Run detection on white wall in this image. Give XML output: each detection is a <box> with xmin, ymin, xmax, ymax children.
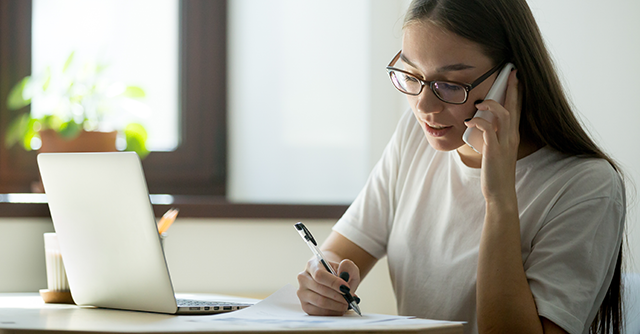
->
<box><xmin>0</xmin><ymin>218</ymin><xmax>55</xmax><ymax>291</ymax></box>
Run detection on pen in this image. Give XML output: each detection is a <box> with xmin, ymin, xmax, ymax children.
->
<box><xmin>157</xmin><ymin>208</ymin><xmax>179</xmax><ymax>234</ymax></box>
<box><xmin>294</xmin><ymin>222</ymin><xmax>362</xmax><ymax>316</ymax></box>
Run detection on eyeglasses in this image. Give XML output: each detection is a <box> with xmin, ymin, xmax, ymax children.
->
<box><xmin>386</xmin><ymin>50</ymin><xmax>504</xmax><ymax>105</ymax></box>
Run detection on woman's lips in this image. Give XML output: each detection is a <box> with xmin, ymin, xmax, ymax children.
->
<box><xmin>424</xmin><ymin>122</ymin><xmax>452</xmax><ymax>137</ymax></box>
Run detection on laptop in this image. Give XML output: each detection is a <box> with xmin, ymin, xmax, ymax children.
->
<box><xmin>37</xmin><ymin>152</ymin><xmax>251</xmax><ymax>314</ymax></box>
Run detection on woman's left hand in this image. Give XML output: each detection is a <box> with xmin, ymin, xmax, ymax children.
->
<box><xmin>464</xmin><ymin>70</ymin><xmax>522</xmax><ymax>204</ymax></box>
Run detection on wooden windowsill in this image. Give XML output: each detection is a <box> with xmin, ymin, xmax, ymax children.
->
<box><xmin>0</xmin><ymin>194</ymin><xmax>349</xmax><ymax>219</ymax></box>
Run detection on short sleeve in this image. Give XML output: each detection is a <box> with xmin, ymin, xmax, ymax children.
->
<box><xmin>524</xmin><ymin>161</ymin><xmax>625</xmax><ymax>334</ymax></box>
<box><xmin>332</xmin><ymin>110</ymin><xmax>413</xmax><ymax>259</ymax></box>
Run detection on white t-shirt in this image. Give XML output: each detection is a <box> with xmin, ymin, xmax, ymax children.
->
<box><xmin>333</xmin><ymin>110</ymin><xmax>625</xmax><ymax>334</ymax></box>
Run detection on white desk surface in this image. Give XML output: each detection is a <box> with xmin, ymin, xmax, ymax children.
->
<box><xmin>0</xmin><ymin>292</ymin><xmax>463</xmax><ymax>334</ymax></box>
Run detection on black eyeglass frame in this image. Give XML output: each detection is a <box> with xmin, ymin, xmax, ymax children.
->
<box><xmin>386</xmin><ymin>50</ymin><xmax>505</xmax><ymax>105</ymax></box>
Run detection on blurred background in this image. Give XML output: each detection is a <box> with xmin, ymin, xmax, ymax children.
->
<box><xmin>0</xmin><ymin>0</ymin><xmax>638</xmax><ymax>316</ymax></box>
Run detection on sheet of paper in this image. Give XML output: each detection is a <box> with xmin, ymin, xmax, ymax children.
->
<box><xmin>185</xmin><ymin>284</ymin><xmax>462</xmax><ymax>330</ymax></box>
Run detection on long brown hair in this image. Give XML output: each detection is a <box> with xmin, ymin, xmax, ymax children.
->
<box><xmin>404</xmin><ymin>0</ymin><xmax>624</xmax><ymax>333</ymax></box>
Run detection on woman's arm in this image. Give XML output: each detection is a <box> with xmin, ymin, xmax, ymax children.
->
<box><xmin>466</xmin><ymin>70</ymin><xmax>567</xmax><ymax>334</ymax></box>
<box><xmin>296</xmin><ymin>231</ymin><xmax>377</xmax><ymax>316</ymax></box>
<box><xmin>477</xmin><ymin>203</ymin><xmax>569</xmax><ymax>334</ymax></box>
<box><xmin>476</xmin><ymin>198</ymin><xmax>545</xmax><ymax>333</ymax></box>
<box><xmin>321</xmin><ymin>231</ymin><xmax>379</xmax><ymax>279</ymax></box>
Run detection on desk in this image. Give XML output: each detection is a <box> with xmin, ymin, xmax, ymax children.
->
<box><xmin>0</xmin><ymin>293</ymin><xmax>463</xmax><ymax>334</ymax></box>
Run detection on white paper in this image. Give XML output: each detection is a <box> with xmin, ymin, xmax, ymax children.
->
<box><xmin>187</xmin><ymin>284</ymin><xmax>462</xmax><ymax>329</ymax></box>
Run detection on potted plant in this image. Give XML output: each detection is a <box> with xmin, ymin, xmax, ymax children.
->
<box><xmin>4</xmin><ymin>52</ymin><xmax>150</xmax><ymax>159</ymax></box>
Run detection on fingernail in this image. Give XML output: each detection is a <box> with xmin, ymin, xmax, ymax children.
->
<box><xmin>339</xmin><ymin>285</ymin><xmax>350</xmax><ymax>294</ymax></box>
<box><xmin>339</xmin><ymin>272</ymin><xmax>350</xmax><ymax>282</ymax></box>
<box><xmin>464</xmin><ymin>118</ymin><xmax>472</xmax><ymax>122</ymax></box>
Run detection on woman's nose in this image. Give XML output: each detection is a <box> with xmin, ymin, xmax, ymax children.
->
<box><xmin>414</xmin><ymin>88</ymin><xmax>444</xmax><ymax>115</ymax></box>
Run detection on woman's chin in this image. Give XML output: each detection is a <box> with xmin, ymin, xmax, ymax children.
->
<box><xmin>424</xmin><ymin>134</ymin><xmax>465</xmax><ymax>152</ymax></box>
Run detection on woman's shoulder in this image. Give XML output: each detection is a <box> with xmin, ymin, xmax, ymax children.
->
<box><xmin>523</xmin><ymin>146</ymin><xmax>618</xmax><ymax>177</ymax></box>
<box><xmin>551</xmin><ymin>148</ymin><xmax>619</xmax><ymax>183</ymax></box>
<box><xmin>527</xmin><ymin>147</ymin><xmax>624</xmax><ymax>204</ymax></box>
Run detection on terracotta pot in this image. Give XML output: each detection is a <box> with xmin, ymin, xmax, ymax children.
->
<box><xmin>32</xmin><ymin>129</ymin><xmax>118</xmax><ymax>192</ymax></box>
<box><xmin>38</xmin><ymin>129</ymin><xmax>117</xmax><ymax>153</ymax></box>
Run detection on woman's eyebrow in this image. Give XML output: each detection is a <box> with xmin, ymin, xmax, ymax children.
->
<box><xmin>399</xmin><ymin>53</ymin><xmax>420</xmax><ymax>69</ymax></box>
<box><xmin>399</xmin><ymin>53</ymin><xmax>475</xmax><ymax>73</ymax></box>
<box><xmin>436</xmin><ymin>63</ymin><xmax>475</xmax><ymax>72</ymax></box>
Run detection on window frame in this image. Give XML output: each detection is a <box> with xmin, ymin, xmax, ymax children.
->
<box><xmin>0</xmin><ymin>0</ymin><xmax>227</xmax><ymax>196</ymax></box>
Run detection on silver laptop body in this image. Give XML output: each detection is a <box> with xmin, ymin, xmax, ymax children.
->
<box><xmin>37</xmin><ymin>152</ymin><xmax>250</xmax><ymax>314</ymax></box>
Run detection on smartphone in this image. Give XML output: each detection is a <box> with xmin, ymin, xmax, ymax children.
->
<box><xmin>462</xmin><ymin>62</ymin><xmax>515</xmax><ymax>154</ymax></box>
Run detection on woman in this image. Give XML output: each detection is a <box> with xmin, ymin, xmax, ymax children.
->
<box><xmin>296</xmin><ymin>0</ymin><xmax>626</xmax><ymax>334</ymax></box>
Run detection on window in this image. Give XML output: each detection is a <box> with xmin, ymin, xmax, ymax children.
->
<box><xmin>32</xmin><ymin>0</ymin><xmax>180</xmax><ymax>152</ymax></box>
<box><xmin>0</xmin><ymin>0</ymin><xmax>227</xmax><ymax>195</ymax></box>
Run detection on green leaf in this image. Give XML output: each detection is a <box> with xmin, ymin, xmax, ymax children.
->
<box><xmin>42</xmin><ymin>67</ymin><xmax>52</xmax><ymax>91</ymax></box>
<box><xmin>22</xmin><ymin>118</ymin><xmax>39</xmax><ymax>150</ymax></box>
<box><xmin>57</xmin><ymin>121</ymin><xmax>82</xmax><ymax>139</ymax></box>
<box><xmin>4</xmin><ymin>113</ymin><xmax>31</xmax><ymax>148</ymax></box>
<box><xmin>42</xmin><ymin>115</ymin><xmax>64</xmax><ymax>131</ymax></box>
<box><xmin>95</xmin><ymin>62</ymin><xmax>109</xmax><ymax>74</ymax></box>
<box><xmin>124</xmin><ymin>122</ymin><xmax>149</xmax><ymax>159</ymax></box>
<box><xmin>6</xmin><ymin>77</ymin><xmax>32</xmax><ymax>110</ymax></box>
<box><xmin>123</xmin><ymin>86</ymin><xmax>146</xmax><ymax>98</ymax></box>
<box><xmin>63</xmin><ymin>51</ymin><xmax>75</xmax><ymax>73</ymax></box>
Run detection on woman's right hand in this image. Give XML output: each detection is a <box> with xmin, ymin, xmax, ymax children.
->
<box><xmin>296</xmin><ymin>257</ymin><xmax>361</xmax><ymax>316</ymax></box>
